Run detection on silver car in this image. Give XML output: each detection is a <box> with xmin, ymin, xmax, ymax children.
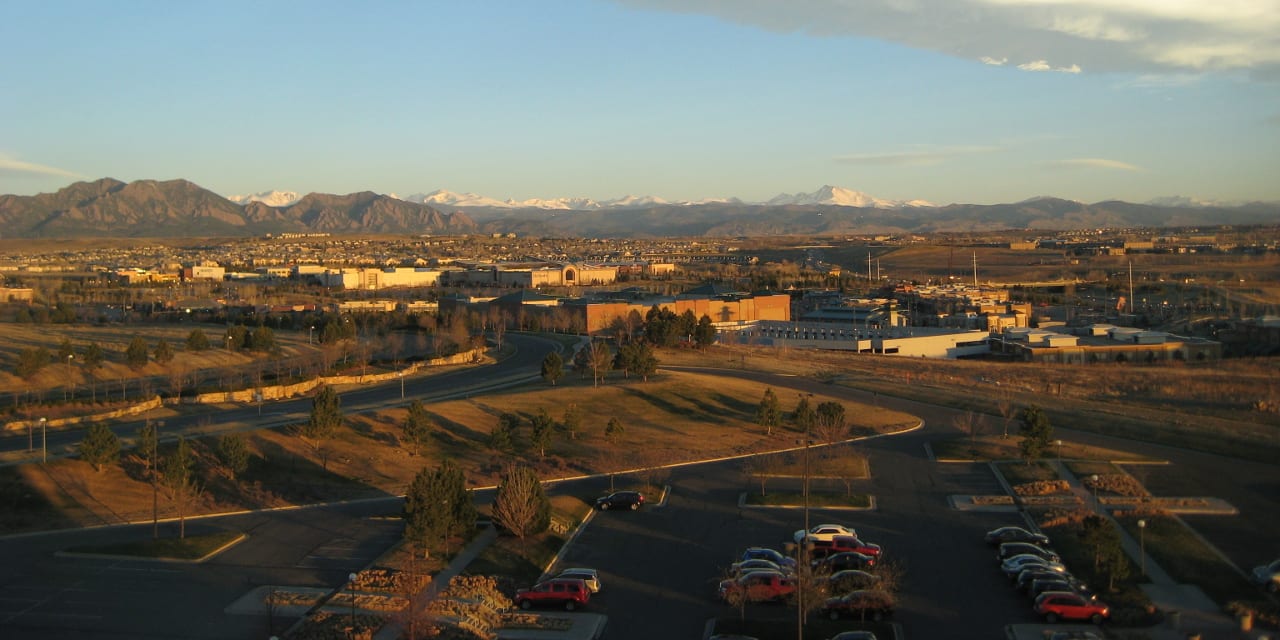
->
<box><xmin>556</xmin><ymin>567</ymin><xmax>601</xmax><ymax>593</ymax></box>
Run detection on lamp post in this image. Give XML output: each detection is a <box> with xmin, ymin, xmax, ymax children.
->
<box><xmin>1090</xmin><ymin>474</ymin><xmax>1100</xmax><ymax>513</ymax></box>
<box><xmin>66</xmin><ymin>354</ymin><xmax>74</xmax><ymax>401</ymax></box>
<box><xmin>308</xmin><ymin>326</ymin><xmax>315</xmax><ymax>345</ymax></box>
<box><xmin>1055</xmin><ymin>439</ymin><xmax>1062</xmax><ymax>461</ymax></box>
<box><xmin>347</xmin><ymin>572</ymin><xmax>358</xmax><ymax>637</ymax></box>
<box><xmin>399</xmin><ymin>371</ymin><xmax>405</xmax><ymax>399</ymax></box>
<box><xmin>225</xmin><ymin>335</ymin><xmax>233</xmax><ymax>352</ymax></box>
<box><xmin>39</xmin><ymin>417</ymin><xmax>47</xmax><ymax>463</ymax></box>
<box><xmin>1137</xmin><ymin>519</ymin><xmax>1147</xmax><ymax>578</ymax></box>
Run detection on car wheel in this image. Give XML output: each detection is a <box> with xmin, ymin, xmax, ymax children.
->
<box><xmin>1090</xmin><ymin>613</ymin><xmax>1103</xmax><ymax>625</ymax></box>
<box><xmin>565</xmin><ymin>601</ymin><xmax>576</xmax><ymax>611</ymax></box>
<box><xmin>630</xmin><ymin>502</ymin><xmax>640</xmax><ymax>511</ymax></box>
<box><xmin>600</xmin><ymin>502</ymin><xmax>609</xmax><ymax>510</ymax></box>
<box><xmin>829</xmin><ymin>611</ymin><xmax>840</xmax><ymax>621</ymax></box>
<box><xmin>1046</xmin><ymin>612</ymin><xmax>1058</xmax><ymax>624</ymax></box>
<box><xmin>519</xmin><ymin>600</ymin><xmax>532</xmax><ymax>610</ymax></box>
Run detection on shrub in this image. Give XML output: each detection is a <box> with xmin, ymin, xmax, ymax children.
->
<box><xmin>1012</xmin><ymin>479</ymin><xmax>1071</xmax><ymax>496</ymax></box>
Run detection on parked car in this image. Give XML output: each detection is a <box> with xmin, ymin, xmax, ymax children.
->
<box><xmin>730</xmin><ymin>559</ymin><xmax>791</xmax><ymax>577</ymax></box>
<box><xmin>1034</xmin><ymin>591</ymin><xmax>1110</xmax><ymax>624</ymax></box>
<box><xmin>817</xmin><ymin>569</ymin><xmax>880</xmax><ymax>595</ymax></box>
<box><xmin>741</xmin><ymin>547</ymin><xmax>797</xmax><ymax>570</ymax></box>
<box><xmin>555</xmin><ymin>568</ymin><xmax>601</xmax><ymax>593</ymax></box>
<box><xmin>820</xmin><ymin>589</ymin><xmax>896</xmax><ymax>621</ymax></box>
<box><xmin>816</xmin><ymin>551</ymin><xmax>877</xmax><ymax>572</ymax></box>
<box><xmin>1029</xmin><ymin>577</ymin><xmax>1091</xmax><ymax>601</ymax></box>
<box><xmin>985</xmin><ymin>526</ymin><xmax>1051</xmax><ymax>547</ymax></box>
<box><xmin>514</xmin><ymin>578</ymin><xmax>591</xmax><ymax>611</ymax></box>
<box><xmin>814</xmin><ymin>535</ymin><xmax>882</xmax><ymax>559</ymax></box>
<box><xmin>1251</xmin><ymin>559</ymin><xmax>1280</xmax><ymax>592</ymax></box>
<box><xmin>1002</xmin><ymin>554</ymin><xmax>1066</xmax><ymax>579</ymax></box>
<box><xmin>718</xmin><ymin>570</ymin><xmax>796</xmax><ymax>603</ymax></box>
<box><xmin>827</xmin><ymin>633</ymin><xmax>877</xmax><ymax>640</ymax></box>
<box><xmin>998</xmin><ymin>542</ymin><xmax>1060</xmax><ymax>563</ymax></box>
<box><xmin>1015</xmin><ymin>568</ymin><xmax>1080</xmax><ymax>593</ymax></box>
<box><xmin>596</xmin><ymin>491</ymin><xmax>644</xmax><ymax>510</ymax></box>
<box><xmin>794</xmin><ymin>524</ymin><xmax>857</xmax><ymax>544</ymax></box>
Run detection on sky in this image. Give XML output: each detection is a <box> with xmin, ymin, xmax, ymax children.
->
<box><xmin>1</xmin><ymin>0</ymin><xmax>1278</xmax><ymax>206</ymax></box>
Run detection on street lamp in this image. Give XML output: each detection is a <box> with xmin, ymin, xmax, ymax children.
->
<box><xmin>1055</xmin><ymin>439</ymin><xmax>1062</xmax><ymax>461</ymax></box>
<box><xmin>39</xmin><ymin>417</ymin><xmax>47</xmax><ymax>463</ymax></box>
<box><xmin>398</xmin><ymin>371</ymin><xmax>405</xmax><ymax>399</ymax></box>
<box><xmin>1137</xmin><ymin>519</ymin><xmax>1147</xmax><ymax>578</ymax></box>
<box><xmin>1090</xmin><ymin>474</ymin><xmax>1100</xmax><ymax>513</ymax></box>
<box><xmin>347</xmin><ymin>572</ymin><xmax>358</xmax><ymax>636</ymax></box>
<box><xmin>308</xmin><ymin>326</ymin><xmax>315</xmax><ymax>345</ymax></box>
<box><xmin>66</xmin><ymin>354</ymin><xmax>74</xmax><ymax>401</ymax></box>
<box><xmin>225</xmin><ymin>335</ymin><xmax>233</xmax><ymax>352</ymax></box>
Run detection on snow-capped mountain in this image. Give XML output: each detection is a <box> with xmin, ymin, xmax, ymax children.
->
<box><xmin>227</xmin><ymin>190</ymin><xmax>302</xmax><ymax>207</ymax></box>
<box><xmin>1145</xmin><ymin>195</ymin><xmax>1238</xmax><ymax>208</ymax></box>
<box><xmin>767</xmin><ymin>185</ymin><xmax>932</xmax><ymax>208</ymax></box>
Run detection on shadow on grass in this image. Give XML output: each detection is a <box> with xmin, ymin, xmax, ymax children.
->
<box><xmin>0</xmin><ymin>466</ymin><xmax>78</xmax><ymax>534</ymax></box>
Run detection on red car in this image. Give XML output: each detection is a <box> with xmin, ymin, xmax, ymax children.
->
<box><xmin>514</xmin><ymin>578</ymin><xmax>590</xmax><ymax>611</ymax></box>
<box><xmin>1034</xmin><ymin>591</ymin><xmax>1109</xmax><ymax>624</ymax></box>
<box><xmin>718</xmin><ymin>570</ymin><xmax>796</xmax><ymax>603</ymax></box>
<box><xmin>822</xmin><ymin>535</ymin><xmax>882</xmax><ymax>559</ymax></box>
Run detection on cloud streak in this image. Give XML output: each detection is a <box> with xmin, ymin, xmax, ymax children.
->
<box><xmin>1049</xmin><ymin>157</ymin><xmax>1142</xmax><ymax>171</ymax></box>
<box><xmin>0</xmin><ymin>153</ymin><xmax>80</xmax><ymax>178</ymax></box>
<box><xmin>615</xmin><ymin>0</ymin><xmax>1280</xmax><ymax>77</ymax></box>
<box><xmin>835</xmin><ymin>145</ymin><xmax>1002</xmax><ymax>166</ymax></box>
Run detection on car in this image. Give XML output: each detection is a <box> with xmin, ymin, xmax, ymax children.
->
<box><xmin>730</xmin><ymin>558</ymin><xmax>791</xmax><ymax>577</ymax></box>
<box><xmin>816</xmin><ymin>551</ymin><xmax>877</xmax><ymax>572</ymax></box>
<box><xmin>1029</xmin><ymin>577</ymin><xmax>1082</xmax><ymax>600</ymax></box>
<box><xmin>820</xmin><ymin>589</ymin><xmax>895</xmax><ymax>621</ymax></box>
<box><xmin>741</xmin><ymin>547</ymin><xmax>798</xmax><ymax>570</ymax></box>
<box><xmin>985</xmin><ymin>526</ymin><xmax>1051</xmax><ymax>547</ymax></box>
<box><xmin>718</xmin><ymin>570</ymin><xmax>796</xmax><ymax>603</ymax></box>
<box><xmin>794</xmin><ymin>524</ymin><xmax>857</xmax><ymax>544</ymax></box>
<box><xmin>513</xmin><ymin>578</ymin><xmax>590</xmax><ymax>610</ymax></box>
<box><xmin>1034</xmin><ymin>591</ymin><xmax>1110</xmax><ymax>624</ymax></box>
<box><xmin>827</xmin><ymin>633</ymin><xmax>878</xmax><ymax>640</ymax></box>
<box><xmin>1251</xmin><ymin>559</ymin><xmax>1280</xmax><ymax>592</ymax></box>
<box><xmin>817</xmin><ymin>569</ymin><xmax>880</xmax><ymax>595</ymax></box>
<box><xmin>555</xmin><ymin>567</ymin><xmax>601</xmax><ymax>593</ymax></box>
<box><xmin>709</xmin><ymin>636</ymin><xmax>760</xmax><ymax>640</ymax></box>
<box><xmin>1002</xmin><ymin>554</ymin><xmax>1066</xmax><ymax>579</ymax></box>
<box><xmin>998</xmin><ymin>542</ymin><xmax>1060</xmax><ymax>563</ymax></box>
<box><xmin>815</xmin><ymin>535</ymin><xmax>882</xmax><ymax>559</ymax></box>
<box><xmin>1015</xmin><ymin>568</ymin><xmax>1076</xmax><ymax>592</ymax></box>
<box><xmin>595</xmin><ymin>491</ymin><xmax>644</xmax><ymax>511</ymax></box>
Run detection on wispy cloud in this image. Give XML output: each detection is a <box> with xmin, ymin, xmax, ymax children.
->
<box><xmin>1119</xmin><ymin>73</ymin><xmax>1204</xmax><ymax>89</ymax></box>
<box><xmin>835</xmin><ymin>145</ymin><xmax>1002</xmax><ymax>166</ymax></box>
<box><xmin>0</xmin><ymin>153</ymin><xmax>80</xmax><ymax>178</ymax></box>
<box><xmin>1049</xmin><ymin>157</ymin><xmax>1142</xmax><ymax>171</ymax></box>
<box><xmin>1017</xmin><ymin>60</ymin><xmax>1082</xmax><ymax>73</ymax></box>
<box><xmin>615</xmin><ymin>0</ymin><xmax>1280</xmax><ymax>77</ymax></box>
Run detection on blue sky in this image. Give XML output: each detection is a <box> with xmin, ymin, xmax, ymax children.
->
<box><xmin>2</xmin><ymin>0</ymin><xmax>1277</xmax><ymax>205</ymax></box>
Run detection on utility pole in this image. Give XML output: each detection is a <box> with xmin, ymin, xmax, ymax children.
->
<box><xmin>973</xmin><ymin>251</ymin><xmax>979</xmax><ymax>288</ymax></box>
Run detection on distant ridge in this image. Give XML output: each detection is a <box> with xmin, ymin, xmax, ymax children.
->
<box><xmin>1</xmin><ymin>178</ymin><xmax>1277</xmax><ymax>238</ymax></box>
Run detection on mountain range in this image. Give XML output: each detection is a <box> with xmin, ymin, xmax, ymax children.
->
<box><xmin>2</xmin><ymin>178</ymin><xmax>1277</xmax><ymax>239</ymax></box>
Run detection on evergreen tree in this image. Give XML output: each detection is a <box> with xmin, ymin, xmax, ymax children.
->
<box><xmin>530</xmin><ymin>408</ymin><xmax>554</xmax><ymax>458</ymax></box>
<box><xmin>792</xmin><ymin>396</ymin><xmax>816</xmax><ymax>434</ymax></box>
<box><xmin>540</xmin><ymin>351</ymin><xmax>563</xmax><ymax>386</ymax></box>
<box><xmin>403</xmin><ymin>399</ymin><xmax>433</xmax><ymax>456</ymax></box>
<box><xmin>605</xmin><ymin>417</ymin><xmax>624</xmax><ymax>444</ymax></box>
<box><xmin>79</xmin><ymin>423</ymin><xmax>120</xmax><ymax>472</ymax></box>
<box><xmin>81</xmin><ymin>342</ymin><xmax>105</xmax><ymax>368</ymax></box>
<box><xmin>562</xmin><ymin>403</ymin><xmax>583</xmax><ymax>440</ymax></box>
<box><xmin>249</xmin><ymin>326</ymin><xmax>276</xmax><ymax>352</ymax></box>
<box><xmin>755</xmin><ymin>388</ymin><xmax>782</xmax><ymax>435</ymax></box>
<box><xmin>216</xmin><ymin>433</ymin><xmax>251</xmax><ymax>476</ymax></box>
<box><xmin>14</xmin><ymin>347</ymin><xmax>51</xmax><ymax>379</ymax></box>
<box><xmin>302</xmin><ymin>385</ymin><xmax>342</xmax><ymax>469</ymax></box>
<box><xmin>694</xmin><ymin>314</ymin><xmax>717</xmax><ymax>348</ymax></box>
<box><xmin>489</xmin><ymin>412</ymin><xmax>520</xmax><ymax>453</ymax></box>
<box><xmin>154</xmin><ymin>339</ymin><xmax>174</xmax><ymax>364</ymax></box>
<box><xmin>161</xmin><ymin>436</ymin><xmax>200</xmax><ymax>538</ymax></box>
<box><xmin>185</xmin><ymin>328</ymin><xmax>210</xmax><ymax>351</ymax></box>
<box><xmin>57</xmin><ymin>337</ymin><xmax>75</xmax><ymax>362</ymax></box>
<box><xmin>1018</xmin><ymin>405</ymin><xmax>1054</xmax><ymax>464</ymax></box>
<box><xmin>125</xmin><ymin>336</ymin><xmax>149</xmax><ymax>369</ymax></box>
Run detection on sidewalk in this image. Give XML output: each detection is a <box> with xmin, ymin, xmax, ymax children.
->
<box><xmin>372</xmin><ymin>525</ymin><xmax>498</xmax><ymax>640</ymax></box>
<box><xmin>1048</xmin><ymin>460</ymin><xmax>1264</xmax><ymax>640</ymax></box>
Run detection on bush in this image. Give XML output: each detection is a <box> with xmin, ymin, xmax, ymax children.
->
<box><xmin>1012</xmin><ymin>479</ymin><xmax>1071</xmax><ymax>496</ymax></box>
<box><xmin>1083</xmin><ymin>473</ymin><xmax>1150</xmax><ymax>497</ymax></box>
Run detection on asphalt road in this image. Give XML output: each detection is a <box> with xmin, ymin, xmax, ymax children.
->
<box><xmin>0</xmin><ymin>333</ymin><xmax>566</xmax><ymax>464</ymax></box>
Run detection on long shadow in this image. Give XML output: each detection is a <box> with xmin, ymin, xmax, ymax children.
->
<box><xmin>671</xmin><ymin>391</ymin><xmax>731</xmax><ymax>425</ymax></box>
<box><xmin>0</xmin><ymin>466</ymin><xmax>79</xmax><ymax>534</ymax></box>
<box><xmin>618</xmin><ymin>386</ymin><xmax>691</xmax><ymax>420</ymax></box>
<box><xmin>248</xmin><ymin>436</ymin><xmax>392</xmax><ymax>504</ymax></box>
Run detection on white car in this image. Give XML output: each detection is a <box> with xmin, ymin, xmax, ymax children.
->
<box><xmin>555</xmin><ymin>567</ymin><xmax>601</xmax><ymax>593</ymax></box>
<box><xmin>1001</xmin><ymin>554</ymin><xmax>1065</xmax><ymax>579</ymax></box>
<box><xmin>1252</xmin><ymin>559</ymin><xmax>1280</xmax><ymax>592</ymax></box>
<box><xmin>794</xmin><ymin>524</ymin><xmax>856</xmax><ymax>544</ymax></box>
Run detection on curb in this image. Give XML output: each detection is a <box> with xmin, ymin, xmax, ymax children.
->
<box><xmin>54</xmin><ymin>532</ymin><xmax>248</xmax><ymax>564</ymax></box>
<box><xmin>737</xmin><ymin>492</ymin><xmax>877</xmax><ymax>511</ymax></box>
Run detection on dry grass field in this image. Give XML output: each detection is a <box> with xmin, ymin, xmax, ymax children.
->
<box><xmin>0</xmin><ymin>369</ymin><xmax>914</xmax><ymax>534</ymax></box>
<box><xmin>659</xmin><ymin>344</ymin><xmax>1280</xmax><ymax>462</ymax></box>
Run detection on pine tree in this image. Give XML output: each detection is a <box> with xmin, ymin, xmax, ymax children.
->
<box><xmin>792</xmin><ymin>396</ymin><xmax>816</xmax><ymax>435</ymax></box>
<box><xmin>302</xmin><ymin>385</ymin><xmax>342</xmax><ymax>469</ymax></box>
<box><xmin>403</xmin><ymin>400</ymin><xmax>432</xmax><ymax>456</ymax></box>
<box><xmin>540</xmin><ymin>352</ymin><xmax>563</xmax><ymax>386</ymax></box>
<box><xmin>755</xmin><ymin>388</ymin><xmax>781</xmax><ymax>435</ymax></box>
<box><xmin>125</xmin><ymin>336</ymin><xmax>149</xmax><ymax>370</ymax></box>
<box><xmin>1018</xmin><ymin>405</ymin><xmax>1054</xmax><ymax>464</ymax></box>
<box><xmin>161</xmin><ymin>437</ymin><xmax>200</xmax><ymax>538</ymax></box>
<box><xmin>530</xmin><ymin>408</ymin><xmax>554</xmax><ymax>458</ymax></box>
<box><xmin>185</xmin><ymin>328</ymin><xmax>210</xmax><ymax>351</ymax></box>
<box><xmin>605</xmin><ymin>417</ymin><xmax>624</xmax><ymax>444</ymax></box>
<box><xmin>154</xmin><ymin>339</ymin><xmax>174</xmax><ymax>364</ymax></box>
<box><xmin>217</xmin><ymin>433</ymin><xmax>251</xmax><ymax>476</ymax></box>
<box><xmin>79</xmin><ymin>423</ymin><xmax>120</xmax><ymax>472</ymax></box>
<box><xmin>562</xmin><ymin>403</ymin><xmax>583</xmax><ymax>440</ymax></box>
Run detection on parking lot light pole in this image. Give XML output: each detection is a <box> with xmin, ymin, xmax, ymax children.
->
<box><xmin>1090</xmin><ymin>474</ymin><xmax>1100</xmax><ymax>513</ymax></box>
<box><xmin>399</xmin><ymin>371</ymin><xmax>405</xmax><ymax>399</ymax></box>
<box><xmin>1138</xmin><ymin>519</ymin><xmax>1147</xmax><ymax>578</ymax></box>
<box><xmin>40</xmin><ymin>418</ymin><xmax>47</xmax><ymax>463</ymax></box>
<box><xmin>347</xmin><ymin>572</ymin><xmax>358</xmax><ymax>637</ymax></box>
<box><xmin>1055</xmin><ymin>439</ymin><xmax>1062</xmax><ymax>461</ymax></box>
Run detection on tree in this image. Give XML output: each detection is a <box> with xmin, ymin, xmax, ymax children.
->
<box><xmin>540</xmin><ymin>352</ymin><xmax>563</xmax><ymax>386</ymax></box>
<box><xmin>137</xmin><ymin>422</ymin><xmax>158</xmax><ymax>475</ymax></box>
<box><xmin>792</xmin><ymin>395</ymin><xmax>816</xmax><ymax>434</ymax></box>
<box><xmin>81</xmin><ymin>342</ymin><xmax>105</xmax><ymax>402</ymax></box>
<box><xmin>814</xmin><ymin>401</ymin><xmax>847</xmax><ymax>443</ymax></box>
<box><xmin>1018</xmin><ymin>405</ymin><xmax>1054</xmax><ymax>464</ymax></box>
<box><xmin>617</xmin><ymin>341</ymin><xmax>658</xmax><ymax>382</ymax></box>
<box><xmin>161</xmin><ymin>436</ymin><xmax>200</xmax><ymax>539</ymax></box>
<box><xmin>250</xmin><ymin>325</ymin><xmax>276</xmax><ymax>352</ymax></box>
<box><xmin>953</xmin><ymin>411</ymin><xmax>983</xmax><ymax>445</ymax></box>
<box><xmin>489</xmin><ymin>412</ymin><xmax>520</xmax><ymax>453</ymax></box>
<box><xmin>402</xmin><ymin>400</ymin><xmax>432</xmax><ymax>456</ymax></box>
<box><xmin>492</xmin><ymin>465</ymin><xmax>550</xmax><ymax>540</ymax></box>
<box><xmin>225</xmin><ymin>325</ymin><xmax>249</xmax><ymax>351</ymax></box>
<box><xmin>79</xmin><ymin>423</ymin><xmax>120</xmax><ymax>472</ymax></box>
<box><xmin>125</xmin><ymin>336</ymin><xmax>149</xmax><ymax>370</ymax></box>
<box><xmin>14</xmin><ymin>347</ymin><xmax>51</xmax><ymax>380</ymax></box>
<box><xmin>996</xmin><ymin>388</ymin><xmax>1016</xmax><ymax>439</ymax></box>
<box><xmin>587</xmin><ymin>341</ymin><xmax>612</xmax><ymax>387</ymax></box>
<box><xmin>217</xmin><ymin>433</ymin><xmax>251</xmax><ymax>477</ymax></box>
<box><xmin>694</xmin><ymin>314</ymin><xmax>716</xmax><ymax>348</ymax></box>
<box><xmin>154</xmin><ymin>339</ymin><xmax>174</xmax><ymax>364</ymax></box>
<box><xmin>530</xmin><ymin>408</ymin><xmax>554</xmax><ymax>458</ymax></box>
<box><xmin>403</xmin><ymin>465</ymin><xmax>450</xmax><ymax>556</ymax></box>
<box><xmin>302</xmin><ymin>385</ymin><xmax>343</xmax><ymax>469</ymax></box>
<box><xmin>605</xmin><ymin>417</ymin><xmax>624</xmax><ymax>444</ymax></box>
<box><xmin>755</xmin><ymin>388</ymin><xmax>782</xmax><ymax>435</ymax></box>
<box><xmin>561</xmin><ymin>403</ymin><xmax>583</xmax><ymax>440</ymax></box>
<box><xmin>57</xmin><ymin>337</ymin><xmax>75</xmax><ymax>362</ymax></box>
<box><xmin>185</xmin><ymin>328</ymin><xmax>210</xmax><ymax>351</ymax></box>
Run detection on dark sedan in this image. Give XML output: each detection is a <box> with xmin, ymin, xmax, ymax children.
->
<box><xmin>985</xmin><ymin>526</ymin><xmax>1051</xmax><ymax>547</ymax></box>
<box><xmin>596</xmin><ymin>491</ymin><xmax>645</xmax><ymax>510</ymax></box>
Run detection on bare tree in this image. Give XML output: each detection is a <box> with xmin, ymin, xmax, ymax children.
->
<box><xmin>588</xmin><ymin>341</ymin><xmax>612</xmax><ymax>387</ymax></box>
<box><xmin>996</xmin><ymin>388</ymin><xmax>1016</xmax><ymax>439</ymax></box>
<box><xmin>953</xmin><ymin>411</ymin><xmax>983</xmax><ymax>445</ymax></box>
<box><xmin>492</xmin><ymin>465</ymin><xmax>550</xmax><ymax>541</ymax></box>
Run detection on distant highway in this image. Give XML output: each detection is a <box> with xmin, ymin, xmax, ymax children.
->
<box><xmin>0</xmin><ymin>333</ymin><xmax>565</xmax><ymax>465</ymax></box>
